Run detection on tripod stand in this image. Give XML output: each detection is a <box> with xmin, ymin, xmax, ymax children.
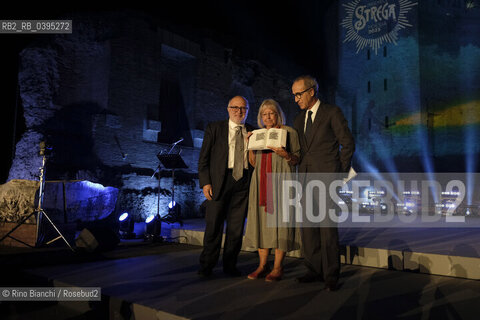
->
<box><xmin>0</xmin><ymin>149</ymin><xmax>74</xmax><ymax>251</ymax></box>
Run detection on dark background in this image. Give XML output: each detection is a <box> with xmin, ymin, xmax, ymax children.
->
<box><xmin>0</xmin><ymin>1</ymin><xmax>338</xmax><ymax>183</ymax></box>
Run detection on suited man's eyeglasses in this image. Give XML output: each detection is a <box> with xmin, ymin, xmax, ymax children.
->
<box><xmin>228</xmin><ymin>106</ymin><xmax>248</xmax><ymax>112</ymax></box>
<box><xmin>293</xmin><ymin>86</ymin><xmax>314</xmax><ymax>99</ymax></box>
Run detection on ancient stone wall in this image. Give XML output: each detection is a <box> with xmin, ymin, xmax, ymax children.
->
<box><xmin>8</xmin><ymin>11</ymin><xmax>298</xmax><ymax>223</ymax></box>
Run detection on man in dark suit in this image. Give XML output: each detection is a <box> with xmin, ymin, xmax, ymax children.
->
<box><xmin>198</xmin><ymin>96</ymin><xmax>253</xmax><ymax>277</ymax></box>
<box><xmin>292</xmin><ymin>75</ymin><xmax>355</xmax><ymax>291</ymax></box>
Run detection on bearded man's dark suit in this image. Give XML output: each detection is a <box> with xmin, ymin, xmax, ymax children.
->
<box><xmin>293</xmin><ymin>102</ymin><xmax>355</xmax><ymax>285</ymax></box>
<box><xmin>198</xmin><ymin>120</ymin><xmax>254</xmax><ymax>272</ymax></box>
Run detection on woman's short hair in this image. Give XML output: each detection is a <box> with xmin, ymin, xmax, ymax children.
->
<box><xmin>257</xmin><ymin>99</ymin><xmax>286</xmax><ymax>128</ymax></box>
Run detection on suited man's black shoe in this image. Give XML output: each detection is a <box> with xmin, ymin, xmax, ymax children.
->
<box><xmin>223</xmin><ymin>267</ymin><xmax>242</xmax><ymax>277</ymax></box>
<box><xmin>197</xmin><ymin>268</ymin><xmax>212</xmax><ymax>278</ymax></box>
<box><xmin>296</xmin><ymin>273</ymin><xmax>322</xmax><ymax>283</ymax></box>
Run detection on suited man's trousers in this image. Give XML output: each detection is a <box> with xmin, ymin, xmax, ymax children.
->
<box><xmin>199</xmin><ymin>169</ymin><xmax>249</xmax><ymax>270</ymax></box>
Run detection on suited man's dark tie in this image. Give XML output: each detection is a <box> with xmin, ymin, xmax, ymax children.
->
<box><xmin>305</xmin><ymin>110</ymin><xmax>313</xmax><ymax>139</ymax></box>
<box><xmin>233</xmin><ymin>126</ymin><xmax>244</xmax><ymax>181</ymax></box>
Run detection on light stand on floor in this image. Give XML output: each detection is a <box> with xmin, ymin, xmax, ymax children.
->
<box><xmin>0</xmin><ymin>141</ymin><xmax>74</xmax><ymax>251</ymax></box>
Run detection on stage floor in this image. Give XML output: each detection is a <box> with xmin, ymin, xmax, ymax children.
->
<box><xmin>2</xmin><ymin>242</ymin><xmax>479</xmax><ymax>319</ymax></box>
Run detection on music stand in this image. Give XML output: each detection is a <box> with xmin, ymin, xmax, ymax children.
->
<box><xmin>152</xmin><ymin>152</ymin><xmax>187</xmax><ymax>240</ymax></box>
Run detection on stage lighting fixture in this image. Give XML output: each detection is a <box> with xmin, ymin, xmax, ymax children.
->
<box><xmin>144</xmin><ymin>214</ymin><xmax>163</xmax><ymax>242</ymax></box>
<box><xmin>119</xmin><ymin>212</ymin><xmax>136</xmax><ymax>239</ymax></box>
<box><xmin>119</xmin><ymin>212</ymin><xmax>129</xmax><ymax>221</ymax></box>
<box><xmin>145</xmin><ymin>214</ymin><xmax>155</xmax><ymax>224</ymax></box>
<box><xmin>163</xmin><ymin>201</ymin><xmax>183</xmax><ymax>225</ymax></box>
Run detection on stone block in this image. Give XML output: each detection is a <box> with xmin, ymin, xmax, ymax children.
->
<box><xmin>61</xmin><ymin>181</ymin><xmax>119</xmax><ymax>222</ymax></box>
<box><xmin>0</xmin><ymin>179</ymin><xmax>118</xmax><ymax>225</ymax></box>
<box><xmin>0</xmin><ymin>179</ymin><xmax>39</xmax><ymax>223</ymax></box>
<box><xmin>348</xmin><ymin>246</ymin><xmax>391</xmax><ymax>269</ymax></box>
<box><xmin>147</xmin><ymin>120</ymin><xmax>161</xmax><ymax>131</ymax></box>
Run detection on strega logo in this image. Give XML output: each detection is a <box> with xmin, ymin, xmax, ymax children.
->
<box><xmin>341</xmin><ymin>0</ymin><xmax>418</xmax><ymax>54</ymax></box>
<box><xmin>354</xmin><ymin>3</ymin><xmax>397</xmax><ymax>31</ymax></box>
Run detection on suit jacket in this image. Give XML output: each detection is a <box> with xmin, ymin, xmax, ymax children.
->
<box><xmin>293</xmin><ymin>102</ymin><xmax>355</xmax><ymax>173</ymax></box>
<box><xmin>198</xmin><ymin>120</ymin><xmax>254</xmax><ymax>200</ymax></box>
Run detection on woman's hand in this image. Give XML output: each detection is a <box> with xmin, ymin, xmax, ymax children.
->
<box><xmin>267</xmin><ymin>146</ymin><xmax>290</xmax><ymax>159</ymax></box>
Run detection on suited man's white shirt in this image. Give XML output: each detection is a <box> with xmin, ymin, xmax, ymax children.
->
<box><xmin>227</xmin><ymin>119</ymin><xmax>248</xmax><ymax>169</ymax></box>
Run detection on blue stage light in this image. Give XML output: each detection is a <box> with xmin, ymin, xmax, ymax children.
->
<box><xmin>145</xmin><ymin>214</ymin><xmax>155</xmax><ymax>224</ymax></box>
<box><xmin>168</xmin><ymin>201</ymin><xmax>176</xmax><ymax>209</ymax></box>
<box><xmin>118</xmin><ymin>212</ymin><xmax>135</xmax><ymax>239</ymax></box>
<box><xmin>144</xmin><ymin>214</ymin><xmax>163</xmax><ymax>242</ymax></box>
<box><xmin>119</xmin><ymin>212</ymin><xmax>129</xmax><ymax>222</ymax></box>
